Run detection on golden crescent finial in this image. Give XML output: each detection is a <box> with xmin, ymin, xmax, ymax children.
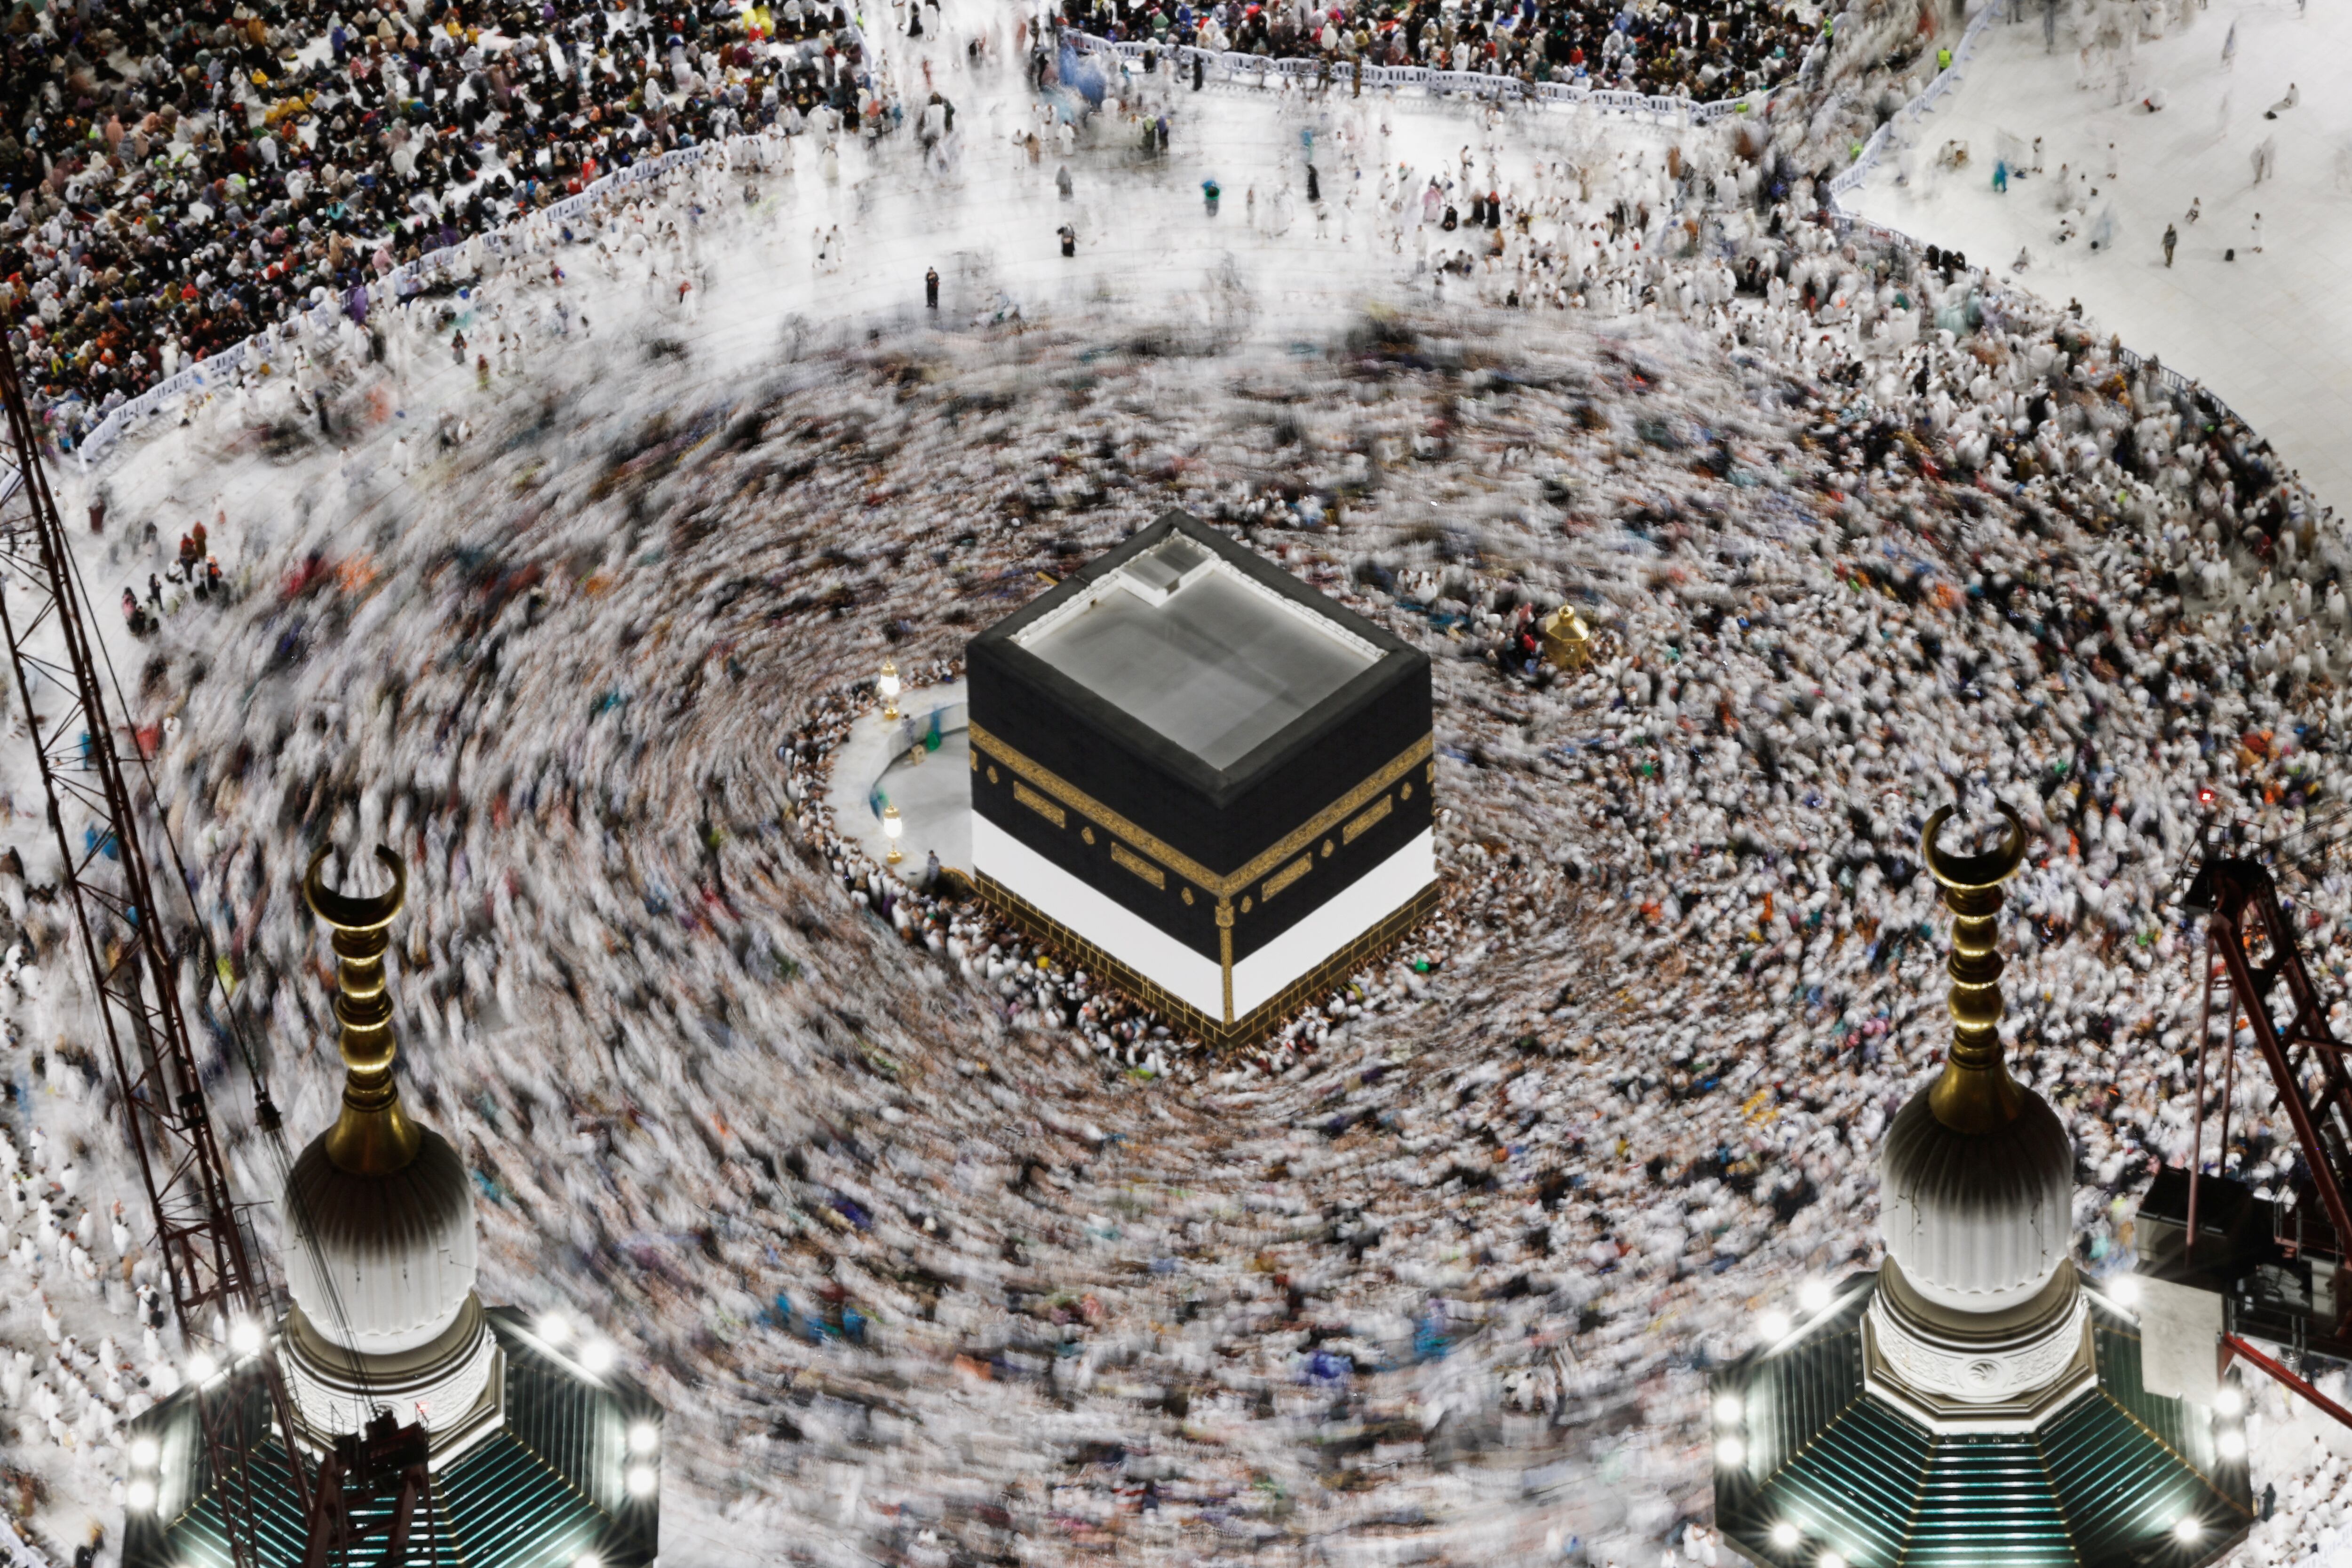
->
<box><xmin>1918</xmin><ymin>801</ymin><xmax>2030</xmax><ymax>1134</ymax></box>
<box><xmin>1919</xmin><ymin>803</ymin><xmax>2027</xmax><ymax>894</ymax></box>
<box><xmin>304</xmin><ymin>845</ymin><xmax>418</xmax><ymax>1174</ymax></box>
<box><xmin>304</xmin><ymin>846</ymin><xmax>406</xmax><ymax>934</ymax></box>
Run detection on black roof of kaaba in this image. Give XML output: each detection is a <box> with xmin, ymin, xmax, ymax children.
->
<box><xmin>969</xmin><ymin>509</ymin><xmax>1429</xmax><ymax>810</ymax></box>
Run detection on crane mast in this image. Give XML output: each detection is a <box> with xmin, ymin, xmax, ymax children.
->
<box><xmin>0</xmin><ymin>331</ymin><xmax>310</xmax><ymax>1564</ymax></box>
<box><xmin>2141</xmin><ymin>804</ymin><xmax>2352</xmax><ymax>1431</ymax></box>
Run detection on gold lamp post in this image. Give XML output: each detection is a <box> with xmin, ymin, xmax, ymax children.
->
<box><xmin>882</xmin><ymin>803</ymin><xmax>904</xmax><ymax>865</ymax></box>
<box><xmin>879</xmin><ymin>660</ymin><xmax>901</xmax><ymax>721</ymax></box>
<box><xmin>1537</xmin><ymin>603</ymin><xmax>1594</xmax><ymax>671</ymax></box>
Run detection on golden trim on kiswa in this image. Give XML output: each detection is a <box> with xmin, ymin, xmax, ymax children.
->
<box><xmin>968</xmin><ymin>723</ymin><xmax>1433</xmax><ymax>900</ymax></box>
<box><xmin>1111</xmin><ymin>841</ymin><xmax>1165</xmax><ymax>889</ymax></box>
<box><xmin>1012</xmin><ymin>780</ymin><xmax>1066</xmax><ymax>829</ymax></box>
<box><xmin>1263</xmin><ymin>855</ymin><xmax>1312</xmax><ymax>902</ymax></box>
<box><xmin>1343</xmin><ymin>794</ymin><xmax>1393</xmax><ymax>845</ymax></box>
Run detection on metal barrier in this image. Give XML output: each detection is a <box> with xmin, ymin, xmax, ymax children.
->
<box><xmin>1063</xmin><ymin>26</ymin><xmax>1774</xmax><ymax>123</ymax></box>
<box><xmin>73</xmin><ymin>8</ymin><xmax>2265</xmax><ymax>486</ymax></box>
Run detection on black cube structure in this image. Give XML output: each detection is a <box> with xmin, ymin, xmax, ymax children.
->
<box><xmin>967</xmin><ymin>510</ymin><xmax>1437</xmax><ymax>1049</ymax></box>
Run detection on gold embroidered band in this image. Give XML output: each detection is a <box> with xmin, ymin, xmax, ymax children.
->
<box><xmin>968</xmin><ymin>723</ymin><xmax>1433</xmax><ymax>899</ymax></box>
<box><xmin>1111</xmin><ymin>842</ymin><xmax>1166</xmax><ymax>889</ymax></box>
<box><xmin>1012</xmin><ymin>780</ymin><xmax>1066</xmax><ymax>829</ymax></box>
<box><xmin>1263</xmin><ymin>855</ymin><xmax>1313</xmax><ymax>902</ymax></box>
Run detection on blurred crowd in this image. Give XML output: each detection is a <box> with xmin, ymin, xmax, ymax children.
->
<box><xmin>0</xmin><ymin>0</ymin><xmax>2343</xmax><ymax>1563</ymax></box>
<box><xmin>1</xmin><ymin>198</ymin><xmax>2335</xmax><ymax>1564</ymax></box>
<box><xmin>0</xmin><ymin>0</ymin><xmax>895</xmax><ymax>437</ymax></box>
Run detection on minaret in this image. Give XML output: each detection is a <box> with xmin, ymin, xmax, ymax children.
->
<box><xmin>123</xmin><ymin>846</ymin><xmax>665</xmax><ymax>1568</ymax></box>
<box><xmin>1865</xmin><ymin>804</ymin><xmax>2093</xmax><ymax>1425</ymax></box>
<box><xmin>279</xmin><ymin>846</ymin><xmax>505</xmax><ymax>1458</ymax></box>
<box><xmin>1707</xmin><ymin>803</ymin><xmax>2251</xmax><ymax>1568</ymax></box>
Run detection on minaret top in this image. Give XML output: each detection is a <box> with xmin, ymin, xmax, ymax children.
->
<box><xmin>304</xmin><ymin>846</ymin><xmax>421</xmax><ymax>1176</ymax></box>
<box><xmin>1877</xmin><ymin>799</ymin><xmax>2074</xmax><ymax>1319</ymax></box>
<box><xmin>1919</xmin><ymin>803</ymin><xmax>2030</xmax><ymax>1136</ymax></box>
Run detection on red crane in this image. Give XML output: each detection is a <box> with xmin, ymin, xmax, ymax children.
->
<box><xmin>0</xmin><ymin>333</ymin><xmax>311</xmax><ymax>1563</ymax></box>
<box><xmin>2171</xmin><ymin>800</ymin><xmax>2352</xmax><ymax>1422</ymax></box>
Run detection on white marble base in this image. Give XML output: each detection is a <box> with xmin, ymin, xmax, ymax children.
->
<box><xmin>282</xmin><ymin>1293</ymin><xmax>505</xmax><ymax>1467</ymax></box>
<box><xmin>1864</xmin><ymin>1259</ymin><xmax>2098</xmax><ymax>1434</ymax></box>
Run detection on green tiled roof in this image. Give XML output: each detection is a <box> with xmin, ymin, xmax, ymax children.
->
<box><xmin>126</xmin><ymin>1309</ymin><xmax>660</xmax><ymax>1568</ymax></box>
<box><xmin>1713</xmin><ymin>1280</ymin><xmax>2251</xmax><ymax>1568</ymax></box>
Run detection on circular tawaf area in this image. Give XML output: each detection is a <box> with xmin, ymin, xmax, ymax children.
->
<box><xmin>126</xmin><ymin>309</ymin><xmax>2309</xmax><ymax>1560</ymax></box>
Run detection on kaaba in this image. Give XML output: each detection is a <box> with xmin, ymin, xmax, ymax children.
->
<box><xmin>967</xmin><ymin>509</ymin><xmax>1437</xmax><ymax>1049</ymax></box>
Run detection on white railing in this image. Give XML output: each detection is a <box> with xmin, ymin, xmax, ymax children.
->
<box><xmin>1826</xmin><ymin>0</ymin><xmax>2007</xmax><ymax>209</ymax></box>
<box><xmin>1060</xmin><ymin>27</ymin><xmax>1778</xmax><ymax>126</ymax></box>
<box><xmin>71</xmin><ymin>7</ymin><xmax>2270</xmax><ymax>489</ymax></box>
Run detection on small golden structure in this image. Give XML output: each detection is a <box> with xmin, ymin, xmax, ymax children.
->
<box><xmin>879</xmin><ymin>659</ymin><xmax>901</xmax><ymax>722</ymax></box>
<box><xmin>1919</xmin><ymin>803</ymin><xmax>2029</xmax><ymax>1136</ymax></box>
<box><xmin>882</xmin><ymin>802</ymin><xmax>905</xmax><ymax>865</ymax></box>
<box><xmin>1536</xmin><ymin>603</ymin><xmax>1595</xmax><ymax>670</ymax></box>
<box><xmin>302</xmin><ymin>846</ymin><xmax>419</xmax><ymax>1176</ymax></box>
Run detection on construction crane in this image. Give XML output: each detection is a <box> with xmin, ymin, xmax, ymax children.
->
<box><xmin>2145</xmin><ymin>793</ymin><xmax>2352</xmax><ymax>1425</ymax></box>
<box><xmin>0</xmin><ymin>331</ymin><xmax>447</xmax><ymax>1568</ymax></box>
<box><xmin>0</xmin><ymin>324</ymin><xmax>313</xmax><ymax>1568</ymax></box>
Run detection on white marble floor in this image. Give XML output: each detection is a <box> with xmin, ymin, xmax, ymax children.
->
<box><xmin>1850</xmin><ymin>0</ymin><xmax>2352</xmax><ymax>511</ymax></box>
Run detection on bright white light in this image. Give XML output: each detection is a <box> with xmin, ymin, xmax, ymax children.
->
<box><xmin>1820</xmin><ymin>1553</ymin><xmax>1847</xmax><ymax>1568</ymax></box>
<box><xmin>628</xmin><ymin>1423</ymin><xmax>660</xmax><ymax>1455</ymax></box>
<box><xmin>1758</xmin><ymin>1310</ymin><xmax>1793</xmax><ymax>1343</ymax></box>
<box><xmin>185</xmin><ymin>1352</ymin><xmax>220</xmax><ymax>1384</ymax></box>
<box><xmin>1771</xmin><ymin>1520</ymin><xmax>1802</xmax><ymax>1549</ymax></box>
<box><xmin>538</xmin><ymin>1313</ymin><xmax>572</xmax><ymax>1345</ymax></box>
<box><xmin>125</xmin><ymin>1480</ymin><xmax>156</xmax><ymax>1511</ymax></box>
<box><xmin>625</xmin><ymin>1465</ymin><xmax>658</xmax><ymax>1497</ymax></box>
<box><xmin>575</xmin><ymin>1555</ymin><xmax>600</xmax><ymax>1568</ymax></box>
<box><xmin>2218</xmin><ymin>1429</ymin><xmax>2248</xmax><ymax>1459</ymax></box>
<box><xmin>229</xmin><ymin>1319</ymin><xmax>263</xmax><ymax>1357</ymax></box>
<box><xmin>2173</xmin><ymin>1516</ymin><xmax>2203</xmax><ymax>1544</ymax></box>
<box><xmin>2214</xmin><ymin>1386</ymin><xmax>2245</xmax><ymax>1418</ymax></box>
<box><xmin>1798</xmin><ymin>1279</ymin><xmax>1833</xmax><ymax>1312</ymax></box>
<box><xmin>1715</xmin><ymin>1437</ymin><xmax>1745</xmax><ymax>1467</ymax></box>
<box><xmin>1714</xmin><ymin>1394</ymin><xmax>1744</xmax><ymax>1425</ymax></box>
<box><xmin>2105</xmin><ymin>1275</ymin><xmax>2141</xmax><ymax>1307</ymax></box>
<box><xmin>129</xmin><ymin>1437</ymin><xmax>159</xmax><ymax>1468</ymax></box>
<box><xmin>580</xmin><ymin>1339</ymin><xmax>617</xmax><ymax>1374</ymax></box>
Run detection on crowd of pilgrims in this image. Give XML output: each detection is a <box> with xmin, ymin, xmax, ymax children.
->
<box><xmin>0</xmin><ymin>181</ymin><xmax>2344</xmax><ymax>1566</ymax></box>
<box><xmin>0</xmin><ymin>0</ymin><xmax>896</xmax><ymax>437</ymax></box>
<box><xmin>1059</xmin><ymin>0</ymin><xmax>1832</xmax><ymax>102</ymax></box>
<box><xmin>0</xmin><ymin>4</ymin><xmax>2345</xmax><ymax>1564</ymax></box>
